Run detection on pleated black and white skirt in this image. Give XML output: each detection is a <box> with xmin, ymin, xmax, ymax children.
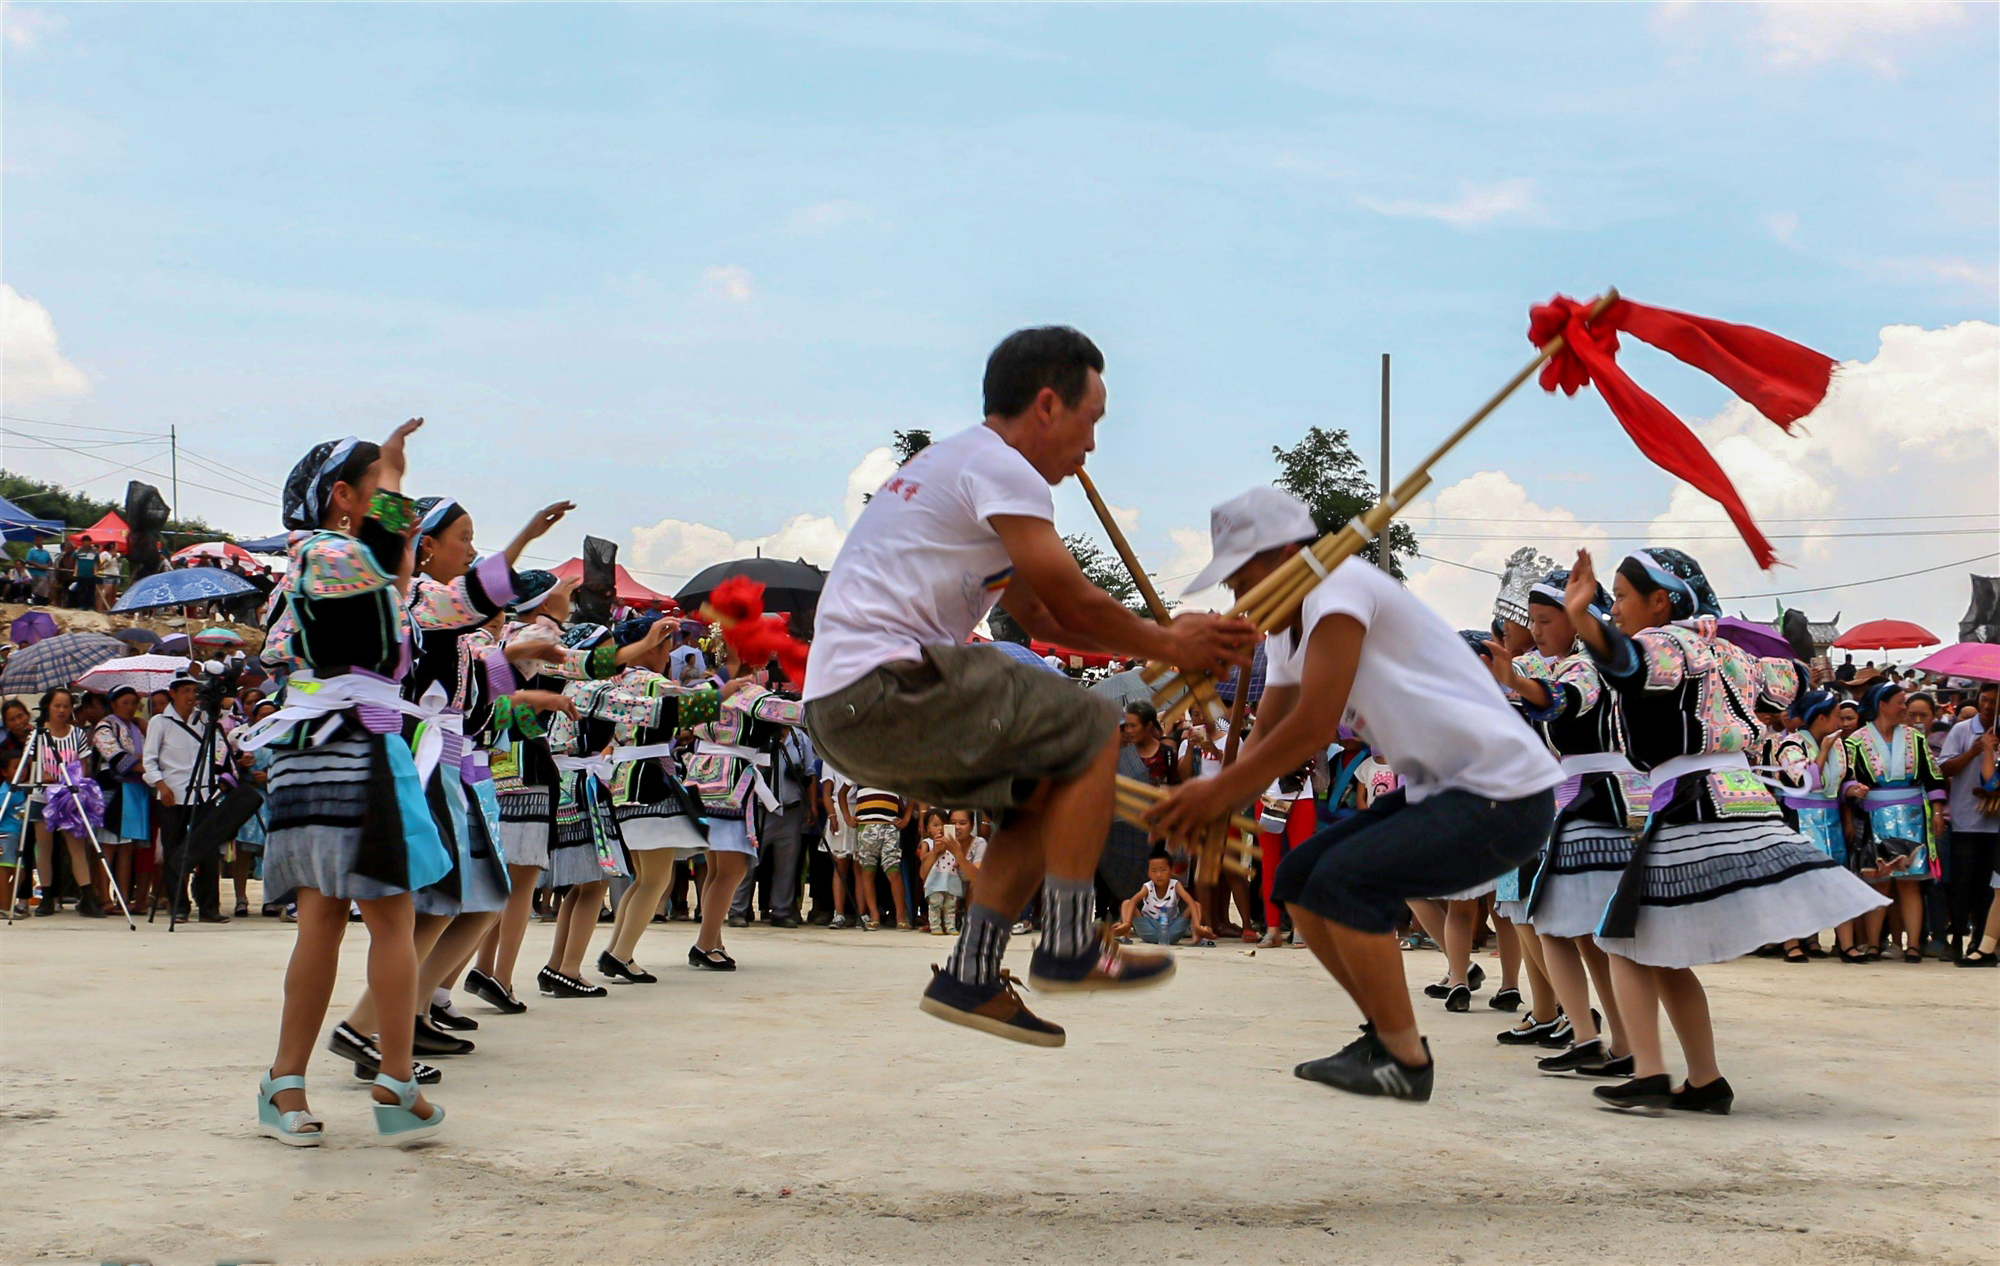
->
<box><xmin>412</xmin><ymin>771</ymin><xmax>512</xmax><ymax>917</ymax></box>
<box><xmin>1526</xmin><ymin>814</ymin><xmax>1636</xmax><ymax>940</ymax></box>
<box><xmin>1592</xmin><ymin>813</ymin><xmax>1887</xmax><ymax>968</ymax></box>
<box><xmin>498</xmin><ymin>788</ymin><xmax>551</xmax><ymax>870</ymax></box>
<box><xmin>540</xmin><ymin>776</ymin><xmax>627</xmax><ymax>888</ymax></box>
<box><xmin>260</xmin><ymin>733</ymin><xmax>450</xmax><ymax>902</ymax></box>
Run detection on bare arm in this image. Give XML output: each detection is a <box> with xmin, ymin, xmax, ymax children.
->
<box><xmin>989</xmin><ymin>514</ymin><xmax>1254</xmax><ymax>674</ymax></box>
<box><xmin>1146</xmin><ymin>617</ymin><xmax>1363</xmax><ymax>844</ymax></box>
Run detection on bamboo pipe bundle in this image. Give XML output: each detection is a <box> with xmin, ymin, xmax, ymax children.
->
<box><xmin>1194</xmin><ymin>657</ymin><xmax>1254</xmax><ymax>889</ymax></box>
<box><xmin>1148</xmin><ymin>287</ymin><xmax>1620</xmax><ymax>725</ymax></box>
<box><xmin>1074</xmin><ymin>468</ymin><xmax>1227</xmax><ymax>726</ymax></box>
<box><xmin>1112</xmin><ymin>776</ymin><xmax>1260</xmax><ymax>877</ymax></box>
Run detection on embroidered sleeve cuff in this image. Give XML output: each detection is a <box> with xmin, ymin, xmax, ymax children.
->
<box><xmin>1518</xmin><ymin>683</ymin><xmax>1568</xmax><ymax>725</ymax></box>
<box><xmin>368</xmin><ymin>490</ymin><xmax>418</xmax><ymax>534</ymax></box>
<box><xmin>482</xmin><ymin>648</ymin><xmax>516</xmax><ymax>701</ymax></box>
<box><xmin>1591</xmin><ymin>619</ymin><xmax>1643</xmax><ymax>685</ymax></box>
<box><xmin>674</xmin><ymin>689</ymin><xmax>720</xmax><ymax>729</ymax></box>
<box><xmin>473</xmin><ymin>551</ymin><xmax>518</xmax><ymax>608</ymax></box>
<box><xmin>585</xmin><ymin>642</ymin><xmax>618</xmax><ymax>679</ymax></box>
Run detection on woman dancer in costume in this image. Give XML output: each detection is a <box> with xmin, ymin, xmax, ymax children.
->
<box><xmin>679</xmin><ymin>587</ymin><xmax>810</xmax><ymax>971</ymax></box>
<box><xmin>1771</xmin><ymin>688</ymin><xmax>1862</xmax><ymax>963</ymax></box>
<box><xmin>1563</xmin><ymin>547</ymin><xmax>1884</xmax><ymax>1115</ymax></box>
<box><xmin>327</xmin><ymin>495</ymin><xmax>574</xmax><ymax>1059</ymax></box>
<box><xmin>246</xmin><ymin>421</ymin><xmax>447</xmax><ymax>1145</ymax></box>
<box><xmin>556</xmin><ymin>613</ymin><xmax>718</xmax><ymax>982</ymax></box>
<box><xmin>1481</xmin><ymin>569</ymin><xmax>1633</xmax><ymax>1077</ymax></box>
<box><xmin>1844</xmin><ymin>680</ymin><xmax>1945</xmax><ymax>961</ymax></box>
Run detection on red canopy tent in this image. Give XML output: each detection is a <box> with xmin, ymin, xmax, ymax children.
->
<box><xmin>72</xmin><ymin>511</ymin><xmax>129</xmax><ymax>553</ymax></box>
<box><xmin>1029</xmin><ymin>639</ymin><xmax>1121</xmax><ymax>670</ymax></box>
<box><xmin>549</xmin><ymin>557</ymin><xmax>676</xmax><ymax>612</ymax></box>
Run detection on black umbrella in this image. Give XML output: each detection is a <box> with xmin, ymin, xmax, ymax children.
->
<box><xmin>677</xmin><ymin>558</ymin><xmax>826</xmax><ymax>636</ymax></box>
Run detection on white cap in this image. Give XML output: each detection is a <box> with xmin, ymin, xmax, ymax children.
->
<box><xmin>1181</xmin><ymin>487</ymin><xmax>1318</xmax><ymax>596</ymax></box>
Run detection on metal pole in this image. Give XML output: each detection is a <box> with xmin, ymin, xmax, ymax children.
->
<box><xmin>169</xmin><ymin>424</ymin><xmax>180</xmax><ymax>529</ymax></box>
<box><xmin>1377</xmin><ymin>353</ymin><xmax>1390</xmax><ymax>563</ymax></box>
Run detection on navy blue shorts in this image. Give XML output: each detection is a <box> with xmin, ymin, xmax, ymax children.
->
<box><xmin>1272</xmin><ymin>787</ymin><xmax>1555</xmax><ymax>934</ymax></box>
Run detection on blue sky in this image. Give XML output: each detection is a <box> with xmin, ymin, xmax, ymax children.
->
<box><xmin>4</xmin><ymin>3</ymin><xmax>1995</xmax><ymax>640</ymax></box>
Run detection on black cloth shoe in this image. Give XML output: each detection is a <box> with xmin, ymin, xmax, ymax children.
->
<box><xmin>1669</xmin><ymin>1076</ymin><xmax>1735</xmax><ymax>1115</ymax></box>
<box><xmin>1444</xmin><ymin>983</ymin><xmax>1472</xmax><ymax>1012</ymax></box>
<box><xmin>598</xmin><ymin>951</ymin><xmax>658</xmax><ymax>983</ymax></box>
<box><xmin>1592</xmin><ymin>1073</ymin><xmax>1674</xmax><ymax>1112</ymax></box>
<box><xmin>329</xmin><ymin>1022</ymin><xmax>440</xmax><ymax>1084</ymax></box>
<box><xmin>725</xmin><ymin>913</ymin><xmax>749</xmax><ymax>928</ymax></box>
<box><xmin>260</xmin><ymin>902</ymin><xmax>284</xmax><ymax>918</ymax></box>
<box><xmin>1497</xmin><ymin>1013</ymin><xmax>1564</xmax><ymax>1045</ymax></box>
<box><xmin>1423</xmin><ymin>978</ymin><xmax>1453</xmax><ymax>999</ymax></box>
<box><xmin>770</xmin><ymin>913</ymin><xmax>802</xmax><ymax>929</ymax></box>
<box><xmin>413</xmin><ymin>1014</ymin><xmax>475</xmax><ymax>1056</ymax></box>
<box><xmin>32</xmin><ymin>897</ymin><xmax>56</xmax><ymax>916</ymax></box>
<box><xmin>77</xmin><ymin>892</ymin><xmax>106</xmax><ymax>918</ymax></box>
<box><xmin>197</xmin><ymin>910</ymin><xmax>231</xmax><ymax>924</ymax></box>
<box><xmin>688</xmin><ymin>945</ymin><xmax>737</xmax><ymax>971</ymax></box>
<box><xmin>1467</xmin><ymin>963</ymin><xmax>1485</xmax><ymax>992</ymax></box>
<box><xmin>1537</xmin><ymin>1038</ymin><xmax>1608</xmax><ymax>1073</ymax></box>
<box><xmin>1957</xmin><ymin>948</ymin><xmax>2000</xmax><ymax>967</ymax></box>
<box><xmin>1487</xmin><ymin>986</ymin><xmax>1522</xmax><ymax>1012</ymax></box>
<box><xmin>537</xmin><ymin>966</ymin><xmax>608</xmax><ymax>998</ymax></box>
<box><xmin>918</xmin><ymin>966</ymin><xmax>1064</xmax><ymax>1048</ymax></box>
<box><xmin>1540</xmin><ymin>1009</ymin><xmax>1595</xmax><ymax>1048</ymax></box>
<box><xmin>428</xmin><ymin>1001</ymin><xmax>479</xmax><ymax>1032</ymax></box>
<box><xmin>464</xmin><ymin>968</ymin><xmax>528</xmax><ymax>1014</ymax></box>
<box><xmin>1295</xmin><ymin>1034</ymin><xmax>1434</xmax><ymax>1102</ymax></box>
<box><xmin>1577</xmin><ymin>1053</ymin><xmax>1636</xmax><ymax>1079</ymax></box>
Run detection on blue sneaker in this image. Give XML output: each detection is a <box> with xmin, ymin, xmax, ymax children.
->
<box><xmin>918</xmin><ymin>967</ymin><xmax>1064</xmax><ymax>1048</ymax></box>
<box><xmin>1028</xmin><ymin>931</ymin><xmax>1176</xmax><ymax>994</ymax></box>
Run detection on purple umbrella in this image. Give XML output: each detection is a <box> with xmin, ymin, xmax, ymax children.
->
<box><xmin>9</xmin><ymin>611</ymin><xmax>58</xmax><ymax>647</ymax></box>
<box><xmin>1712</xmin><ymin>617</ymin><xmax>1798</xmax><ymax>661</ymax></box>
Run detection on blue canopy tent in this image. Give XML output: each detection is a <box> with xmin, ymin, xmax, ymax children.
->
<box><xmin>0</xmin><ymin>495</ymin><xmax>64</xmax><ymax>543</ymax></box>
<box><xmin>236</xmin><ymin>533</ymin><xmax>293</xmax><ymax>555</ymax></box>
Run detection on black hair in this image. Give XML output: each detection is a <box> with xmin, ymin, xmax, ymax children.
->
<box><xmin>982</xmin><ymin>326</ymin><xmax>1104</xmax><ymax>418</ymax></box>
<box><xmin>1906</xmin><ymin>692</ymin><xmax>1936</xmax><ymax>710</ymax></box>
<box><xmin>36</xmin><ymin>687</ymin><xmax>72</xmax><ymax>724</ymax></box>
<box><xmin>2</xmin><ymin>699</ymin><xmax>28</xmax><ymax>720</ymax></box>
<box><xmin>1147</xmin><ymin>846</ymin><xmax>1171</xmax><ymax>862</ymax></box>
<box><xmin>331</xmin><ymin>440</ymin><xmax>382</xmax><ymax>499</ymax></box>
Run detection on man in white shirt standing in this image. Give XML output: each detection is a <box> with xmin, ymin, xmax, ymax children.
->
<box><xmin>804</xmin><ymin>327</ymin><xmax>1254</xmax><ymax>1047</ymax></box>
<box><xmin>144</xmin><ymin>673</ymin><xmax>229</xmax><ymax>923</ymax></box>
<box><xmin>1149</xmin><ymin>488</ymin><xmax>1562</xmax><ymax>1102</ymax></box>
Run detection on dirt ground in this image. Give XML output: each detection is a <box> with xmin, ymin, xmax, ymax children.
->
<box><xmin>2</xmin><ymin>908</ymin><xmax>1994</xmax><ymax>1265</ymax></box>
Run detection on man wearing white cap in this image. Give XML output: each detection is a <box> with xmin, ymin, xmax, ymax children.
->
<box><xmin>1149</xmin><ymin>487</ymin><xmax>1561</xmax><ymax>1102</ymax></box>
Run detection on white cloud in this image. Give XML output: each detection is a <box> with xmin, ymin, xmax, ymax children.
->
<box><xmin>1164</xmin><ymin>525</ymin><xmax>1230</xmax><ymax>613</ymax></box>
<box><xmin>627</xmin><ymin>445</ymin><xmax>899</xmax><ymax>586</ymax></box>
<box><xmin>1756</xmin><ymin>1</ymin><xmax>1967</xmax><ymax>73</ymax></box>
<box><xmin>702</xmin><ymin>265</ymin><xmax>754</xmax><ymax>302</ymax></box>
<box><xmin>2</xmin><ymin>5</ymin><xmax>64</xmax><ymax>51</ymax></box>
<box><xmin>1400</xmin><ymin>471</ymin><xmax>1611</xmax><ymax>632</ymax></box>
<box><xmin>1</xmin><ymin>283</ymin><xmax>90</xmax><ymax>408</ymax></box>
<box><xmin>1764</xmin><ymin>211</ymin><xmax>1800</xmax><ymax>246</ymax></box>
<box><xmin>1357</xmin><ymin>179</ymin><xmax>1544</xmax><ymax>230</ymax></box>
<box><xmin>1654</xmin><ymin>2</ymin><xmax>1969</xmax><ymax>77</ymax></box>
<box><xmin>787</xmin><ymin>200</ymin><xmax>872</xmax><ymax>234</ymax></box>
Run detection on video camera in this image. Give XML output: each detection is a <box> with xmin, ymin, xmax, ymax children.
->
<box><xmin>188</xmin><ymin>653</ymin><xmax>249</xmax><ymax>712</ymax></box>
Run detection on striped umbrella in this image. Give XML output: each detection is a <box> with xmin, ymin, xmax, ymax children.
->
<box><xmin>75</xmin><ymin>654</ymin><xmax>191</xmax><ymax>695</ymax></box>
<box><xmin>0</xmin><ymin>632</ymin><xmax>129</xmax><ymax>693</ymax></box>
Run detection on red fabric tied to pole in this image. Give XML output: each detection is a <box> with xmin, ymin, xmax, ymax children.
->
<box><xmin>1529</xmin><ymin>295</ymin><xmax>1835</xmax><ymax>570</ymax></box>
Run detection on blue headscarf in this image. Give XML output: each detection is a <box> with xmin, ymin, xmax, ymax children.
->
<box><xmin>280</xmin><ymin>436</ymin><xmax>363</xmax><ymax>531</ymax></box>
<box><xmin>1790</xmin><ymin>687</ymin><xmax>1839</xmax><ymax>726</ymax></box>
<box><xmin>1856</xmin><ymin>680</ymin><xmax>1904</xmax><ymax>722</ymax></box>
<box><xmin>1617</xmin><ymin>548</ymin><xmax>1721</xmax><ymax>621</ymax></box>
<box><xmin>1527</xmin><ymin>568</ymin><xmax>1609</xmax><ymax>620</ymax></box>
<box><xmin>510</xmin><ymin>569</ymin><xmax>558</xmax><ymax>613</ymax></box>
<box><xmin>613</xmin><ymin>612</ymin><xmax>665</xmax><ymax>647</ymax></box>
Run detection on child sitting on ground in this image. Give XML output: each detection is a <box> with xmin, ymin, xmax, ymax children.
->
<box><xmin>1113</xmin><ymin>849</ymin><xmax>1214</xmax><ymax>946</ymax></box>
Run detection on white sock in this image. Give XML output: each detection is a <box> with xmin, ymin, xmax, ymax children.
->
<box><xmin>431</xmin><ymin>986</ymin><xmax>453</xmax><ymax>1010</ymax></box>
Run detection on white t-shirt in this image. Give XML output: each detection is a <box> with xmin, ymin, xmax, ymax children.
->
<box><xmin>1180</xmin><ymin>719</ymin><xmax>1229</xmax><ymax>779</ymax></box>
<box><xmin>1264</xmin><ymin>560</ymin><xmax>1560</xmax><ymax>804</ymax></box>
<box><xmin>804</xmin><ymin>424</ymin><xmax>1054</xmax><ymax>701</ymax></box>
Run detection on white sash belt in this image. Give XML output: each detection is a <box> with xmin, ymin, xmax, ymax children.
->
<box><xmin>696</xmin><ymin>741</ymin><xmax>779</xmax><ymax>811</ymax></box>
<box><xmin>236</xmin><ymin>672</ymin><xmax>449</xmax><ymax>784</ymax></box>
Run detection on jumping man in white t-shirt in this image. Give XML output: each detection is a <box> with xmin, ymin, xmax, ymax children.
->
<box><xmin>1148</xmin><ymin>487</ymin><xmax>1561</xmax><ymax>1102</ymax></box>
<box><xmin>804</xmin><ymin>327</ymin><xmax>1255</xmax><ymax>1047</ymax></box>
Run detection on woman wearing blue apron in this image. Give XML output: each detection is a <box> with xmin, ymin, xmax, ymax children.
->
<box><xmin>1844</xmin><ymin>681</ymin><xmax>1946</xmax><ymax>963</ymax></box>
<box><xmin>1773</xmin><ymin>689</ymin><xmax>1862</xmax><ymax>963</ymax></box>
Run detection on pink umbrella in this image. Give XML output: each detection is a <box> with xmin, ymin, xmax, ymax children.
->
<box><xmin>170</xmin><ymin>540</ymin><xmax>262</xmax><ymax>570</ymax></box>
<box><xmin>1911</xmin><ymin>642</ymin><xmax>2000</xmax><ymax>683</ymax></box>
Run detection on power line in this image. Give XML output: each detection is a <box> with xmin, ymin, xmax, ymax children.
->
<box><xmin>1408</xmin><ymin>511</ymin><xmax>1996</xmax><ymax>525</ymax></box>
<box><xmin>1719</xmin><ymin>552</ymin><xmax>1999</xmax><ymax>600</ymax></box>
<box><xmin>0</xmin><ymin>415</ymin><xmax>166</xmax><ymax>437</ymax></box>
<box><xmin>1419</xmin><ymin>528</ymin><xmax>1996</xmax><ymax>542</ymax></box>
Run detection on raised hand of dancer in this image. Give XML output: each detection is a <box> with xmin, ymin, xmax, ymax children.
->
<box><xmin>1160</xmin><ymin>612</ymin><xmax>1257</xmax><ymax>677</ymax></box>
<box><xmin>613</xmin><ymin>616</ymin><xmax>675</xmax><ymax>667</ymax></box>
<box><xmin>505</xmin><ymin>501</ymin><xmax>577</xmax><ymax>565</ymax></box>
<box><xmin>510</xmin><ymin>688</ymin><xmax>576</xmax><ymax>720</ymax></box>
<box><xmin>1563</xmin><ymin>550</ymin><xmax>1611</xmax><ymax>658</ymax></box>
<box><xmin>504</xmin><ymin>626</ymin><xmax>564</xmax><ymax>666</ymax></box>
<box><xmin>377</xmin><ymin>417</ymin><xmax>423</xmax><ymax>494</ymax></box>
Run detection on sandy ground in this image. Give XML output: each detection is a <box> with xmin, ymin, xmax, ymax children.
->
<box><xmin>2</xmin><ymin>906</ymin><xmax>1995</xmax><ymax>1265</ymax></box>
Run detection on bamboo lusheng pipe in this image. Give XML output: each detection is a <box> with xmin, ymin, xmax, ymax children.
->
<box><xmin>1113</xmin><ymin>775</ymin><xmax>1262</xmax><ymax>847</ymax></box>
<box><xmin>1150</xmin><ymin>287</ymin><xmax>1621</xmax><ymax>725</ymax></box>
<box><xmin>1074</xmin><ymin>468</ymin><xmax>1227</xmax><ymax>725</ymax></box>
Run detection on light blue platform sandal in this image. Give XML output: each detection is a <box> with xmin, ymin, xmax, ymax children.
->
<box><xmin>372</xmin><ymin>1072</ymin><xmax>445</xmax><ymax>1142</ymax></box>
<box><xmin>257</xmin><ymin>1072</ymin><xmax>324</xmax><ymax>1147</ymax></box>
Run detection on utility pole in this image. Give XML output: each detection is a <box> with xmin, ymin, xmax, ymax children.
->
<box><xmin>169</xmin><ymin>424</ymin><xmax>180</xmax><ymax>529</ymax></box>
<box><xmin>1377</xmin><ymin>353</ymin><xmax>1390</xmax><ymax>563</ymax></box>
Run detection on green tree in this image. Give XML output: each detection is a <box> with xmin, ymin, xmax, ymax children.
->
<box><xmin>1066</xmin><ymin>532</ymin><xmax>1160</xmax><ymax>619</ymax></box>
<box><xmin>1270</xmin><ymin>426</ymin><xmax>1418</xmax><ymax>578</ymax></box>
<box><xmin>891</xmin><ymin>429</ymin><xmax>933</xmax><ymax>464</ymax></box>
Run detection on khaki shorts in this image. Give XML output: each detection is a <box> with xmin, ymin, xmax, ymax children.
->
<box><xmin>805</xmin><ymin>643</ymin><xmax>1118</xmax><ymax>816</ymax></box>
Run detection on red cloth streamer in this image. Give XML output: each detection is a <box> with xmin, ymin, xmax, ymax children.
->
<box><xmin>1530</xmin><ymin>295</ymin><xmax>1835</xmax><ymax>570</ymax></box>
<box><xmin>703</xmin><ymin>575</ymin><xmax>810</xmax><ymax>684</ymax></box>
